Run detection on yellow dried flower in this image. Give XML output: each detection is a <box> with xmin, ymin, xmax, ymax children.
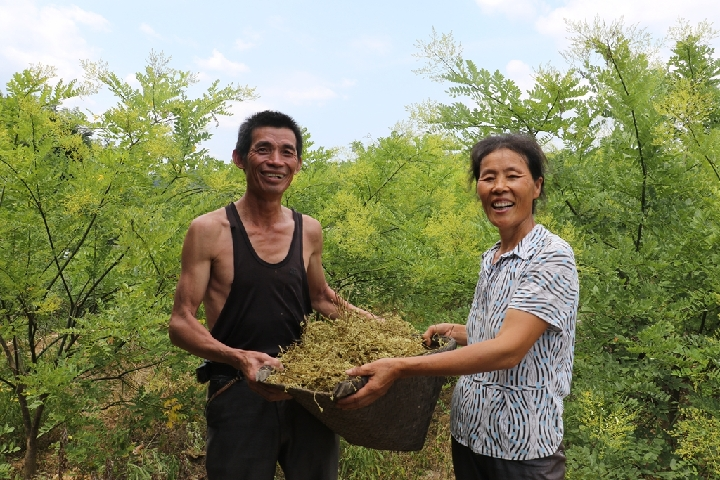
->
<box><xmin>266</xmin><ymin>311</ymin><xmax>428</xmax><ymax>393</ymax></box>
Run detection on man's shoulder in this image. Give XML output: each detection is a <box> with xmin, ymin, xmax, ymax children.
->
<box><xmin>185</xmin><ymin>206</ymin><xmax>230</xmax><ymax>245</ymax></box>
<box><xmin>297</xmin><ymin>211</ymin><xmax>321</xmax><ymax>229</ymax></box>
<box><xmin>297</xmin><ymin>212</ymin><xmax>323</xmax><ymax>248</ymax></box>
<box><xmin>192</xmin><ymin>206</ymin><xmax>228</xmax><ymax>227</ymax></box>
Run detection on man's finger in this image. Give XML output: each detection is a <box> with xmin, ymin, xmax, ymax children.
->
<box><xmin>249</xmin><ymin>381</ymin><xmax>291</xmax><ymax>401</ymax></box>
<box><xmin>255</xmin><ymin>365</ymin><xmax>275</xmax><ymax>382</ymax></box>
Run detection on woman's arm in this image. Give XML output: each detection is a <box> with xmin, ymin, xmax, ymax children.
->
<box><xmin>337</xmin><ymin>308</ymin><xmax>548</xmax><ymax>409</ymax></box>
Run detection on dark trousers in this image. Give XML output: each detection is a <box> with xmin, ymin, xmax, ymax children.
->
<box><xmin>205</xmin><ymin>376</ymin><xmax>339</xmax><ymax>480</ymax></box>
<box><xmin>451</xmin><ymin>437</ymin><xmax>565</xmax><ymax>480</ymax></box>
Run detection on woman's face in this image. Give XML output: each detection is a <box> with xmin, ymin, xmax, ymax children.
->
<box><xmin>476</xmin><ymin>148</ymin><xmax>543</xmax><ymax>235</ymax></box>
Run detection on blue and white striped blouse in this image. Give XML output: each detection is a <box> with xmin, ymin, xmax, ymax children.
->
<box><xmin>451</xmin><ymin>224</ymin><xmax>579</xmax><ymax>460</ymax></box>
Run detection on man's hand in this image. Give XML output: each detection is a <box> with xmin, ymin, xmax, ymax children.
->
<box><xmin>335</xmin><ymin>358</ymin><xmax>401</xmax><ymax>410</ymax></box>
<box><xmin>236</xmin><ymin>351</ymin><xmax>292</xmax><ymax>401</ymax></box>
<box><xmin>247</xmin><ymin>378</ymin><xmax>293</xmax><ymax>401</ymax></box>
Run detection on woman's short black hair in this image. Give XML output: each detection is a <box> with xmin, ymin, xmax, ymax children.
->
<box><xmin>470</xmin><ymin>133</ymin><xmax>547</xmax><ymax>209</ymax></box>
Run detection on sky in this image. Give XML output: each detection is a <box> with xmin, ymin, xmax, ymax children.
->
<box><xmin>1</xmin><ymin>0</ymin><xmax>719</xmax><ymax>161</ymax></box>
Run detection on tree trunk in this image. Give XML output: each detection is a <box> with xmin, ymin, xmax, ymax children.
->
<box><xmin>17</xmin><ymin>387</ymin><xmax>44</xmax><ymax>479</ymax></box>
<box><xmin>22</xmin><ymin>433</ymin><xmax>38</xmax><ymax>479</ymax></box>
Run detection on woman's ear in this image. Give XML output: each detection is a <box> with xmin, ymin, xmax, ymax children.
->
<box><xmin>534</xmin><ymin>176</ymin><xmax>543</xmax><ymax>199</ymax></box>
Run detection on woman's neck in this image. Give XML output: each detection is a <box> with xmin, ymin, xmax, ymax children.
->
<box><xmin>494</xmin><ymin>218</ymin><xmax>536</xmax><ymax>261</ymax></box>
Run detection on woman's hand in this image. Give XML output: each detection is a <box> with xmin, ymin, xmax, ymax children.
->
<box><xmin>422</xmin><ymin>323</ymin><xmax>467</xmax><ymax>346</ymax></box>
<box><xmin>334</xmin><ymin>358</ymin><xmax>402</xmax><ymax>410</ymax></box>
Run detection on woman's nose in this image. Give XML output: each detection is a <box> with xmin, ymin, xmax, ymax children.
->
<box><xmin>491</xmin><ymin>176</ymin><xmax>507</xmax><ymax>191</ymax></box>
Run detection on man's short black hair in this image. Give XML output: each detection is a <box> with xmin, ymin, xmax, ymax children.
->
<box><xmin>470</xmin><ymin>133</ymin><xmax>547</xmax><ymax>211</ymax></box>
<box><xmin>235</xmin><ymin>110</ymin><xmax>303</xmax><ymax>160</ymax></box>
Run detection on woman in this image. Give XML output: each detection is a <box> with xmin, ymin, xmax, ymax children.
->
<box><xmin>337</xmin><ymin>134</ymin><xmax>579</xmax><ymax>479</ymax></box>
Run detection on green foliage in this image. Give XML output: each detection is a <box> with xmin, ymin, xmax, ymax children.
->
<box><xmin>558</xmin><ymin>27</ymin><xmax>720</xmax><ymax>478</ymax></box>
<box><xmin>412</xmin><ymin>28</ymin><xmax>588</xmax><ymax>146</ymax></box>
<box><xmin>672</xmin><ymin>408</ymin><xmax>720</xmax><ymax>479</ymax></box>
<box><xmin>2</xmin><ymin>18</ymin><xmax>720</xmax><ymax>480</ymax></box>
<box><xmin>414</xmin><ymin>18</ymin><xmax>720</xmax><ymax>479</ymax></box>
<box><xmin>289</xmin><ymin>130</ymin><xmax>491</xmax><ymax>325</ymax></box>
<box><xmin>0</xmin><ymin>53</ymin><xmax>253</xmax><ymax>476</ymax></box>
<box><xmin>0</xmin><ymin>424</ymin><xmax>19</xmax><ymax>479</ymax></box>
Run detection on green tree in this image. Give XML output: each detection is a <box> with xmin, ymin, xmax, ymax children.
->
<box><xmin>411</xmin><ymin>28</ymin><xmax>588</xmax><ymax>146</ymax></box>
<box><xmin>0</xmin><ymin>54</ymin><xmax>254</xmax><ymax>477</ymax></box>
<box><xmin>412</xmin><ymin>19</ymin><xmax>720</xmax><ymax>478</ymax></box>
<box><xmin>289</xmin><ymin>130</ymin><xmax>491</xmax><ymax>326</ymax></box>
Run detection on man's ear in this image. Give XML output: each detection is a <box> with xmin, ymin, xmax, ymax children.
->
<box><xmin>295</xmin><ymin>157</ymin><xmax>303</xmax><ymax>173</ymax></box>
<box><xmin>232</xmin><ymin>150</ymin><xmax>245</xmax><ymax>170</ymax></box>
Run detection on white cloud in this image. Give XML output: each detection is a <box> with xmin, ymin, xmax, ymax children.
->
<box><xmin>505</xmin><ymin>59</ymin><xmax>534</xmax><ymax>93</ymax></box>
<box><xmin>195</xmin><ymin>49</ymin><xmax>249</xmax><ymax>76</ymax></box>
<box><xmin>0</xmin><ymin>1</ymin><xmax>109</xmax><ymax>80</ymax></box>
<box><xmin>233</xmin><ymin>28</ymin><xmax>261</xmax><ymax>51</ymax></box>
<box><xmin>535</xmin><ymin>0</ymin><xmax>720</xmax><ymax>46</ymax></box>
<box><xmin>216</xmin><ymin>100</ymin><xmax>274</xmax><ymax>131</ymax></box>
<box><xmin>47</xmin><ymin>4</ymin><xmax>109</xmax><ymax>31</ymax></box>
<box><xmin>140</xmin><ymin>23</ymin><xmax>162</xmax><ymax>39</ymax></box>
<box><xmin>124</xmin><ymin>73</ymin><xmax>140</xmax><ymax>88</ymax></box>
<box><xmin>475</xmin><ymin>0</ymin><xmax>545</xmax><ymax>20</ymax></box>
<box><xmin>235</xmin><ymin>39</ymin><xmax>255</xmax><ymax>51</ymax></box>
<box><xmin>472</xmin><ymin>0</ymin><xmax>720</xmax><ymax>52</ymax></box>
<box><xmin>235</xmin><ymin>38</ymin><xmax>255</xmax><ymax>50</ymax></box>
<box><xmin>283</xmin><ymin>85</ymin><xmax>338</xmax><ymax>104</ymax></box>
<box><xmin>237</xmin><ymin>71</ymin><xmax>359</xmax><ymax>108</ymax></box>
<box><xmin>263</xmin><ymin>71</ymin><xmax>360</xmax><ymax>105</ymax></box>
<box><xmin>351</xmin><ymin>35</ymin><xmax>393</xmax><ymax>56</ymax></box>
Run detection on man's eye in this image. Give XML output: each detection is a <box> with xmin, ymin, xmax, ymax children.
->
<box><xmin>281</xmin><ymin>149</ymin><xmax>296</xmax><ymax>157</ymax></box>
<box><xmin>256</xmin><ymin>147</ymin><xmax>271</xmax><ymax>154</ymax></box>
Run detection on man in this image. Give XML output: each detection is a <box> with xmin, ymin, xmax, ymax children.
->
<box><xmin>168</xmin><ymin>110</ymin><xmax>373</xmax><ymax>480</ymax></box>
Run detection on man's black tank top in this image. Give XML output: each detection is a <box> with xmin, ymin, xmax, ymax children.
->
<box><xmin>210</xmin><ymin>203</ymin><xmax>312</xmax><ymax>357</ymax></box>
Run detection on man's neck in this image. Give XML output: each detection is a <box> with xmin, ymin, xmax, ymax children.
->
<box><xmin>235</xmin><ymin>195</ymin><xmax>287</xmax><ymax>228</ymax></box>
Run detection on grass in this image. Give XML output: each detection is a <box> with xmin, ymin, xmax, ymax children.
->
<box><xmin>10</xmin><ymin>378</ymin><xmax>457</xmax><ymax>479</ymax></box>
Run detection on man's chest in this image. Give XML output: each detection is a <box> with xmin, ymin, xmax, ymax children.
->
<box><xmin>243</xmin><ymin>227</ymin><xmax>294</xmax><ymax>264</ymax></box>
<box><xmin>209</xmin><ymin>223</ymin><xmax>308</xmax><ymax>285</ymax></box>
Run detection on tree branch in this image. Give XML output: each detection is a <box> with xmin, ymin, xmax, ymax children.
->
<box><xmin>604</xmin><ymin>44</ymin><xmax>648</xmax><ymax>252</ymax></box>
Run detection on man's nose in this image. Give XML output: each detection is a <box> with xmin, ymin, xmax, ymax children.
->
<box><xmin>267</xmin><ymin>149</ymin><xmax>284</xmax><ymax>163</ymax></box>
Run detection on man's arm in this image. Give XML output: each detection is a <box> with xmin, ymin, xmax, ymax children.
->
<box><xmin>336</xmin><ymin>308</ymin><xmax>548</xmax><ymax>409</ymax></box>
<box><xmin>168</xmin><ymin>216</ymin><xmax>283</xmax><ymax>383</ymax></box>
<box><xmin>303</xmin><ymin>215</ymin><xmax>376</xmax><ymax>319</ymax></box>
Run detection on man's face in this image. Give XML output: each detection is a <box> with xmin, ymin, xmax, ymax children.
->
<box><xmin>233</xmin><ymin>127</ymin><xmax>302</xmax><ymax>197</ymax></box>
